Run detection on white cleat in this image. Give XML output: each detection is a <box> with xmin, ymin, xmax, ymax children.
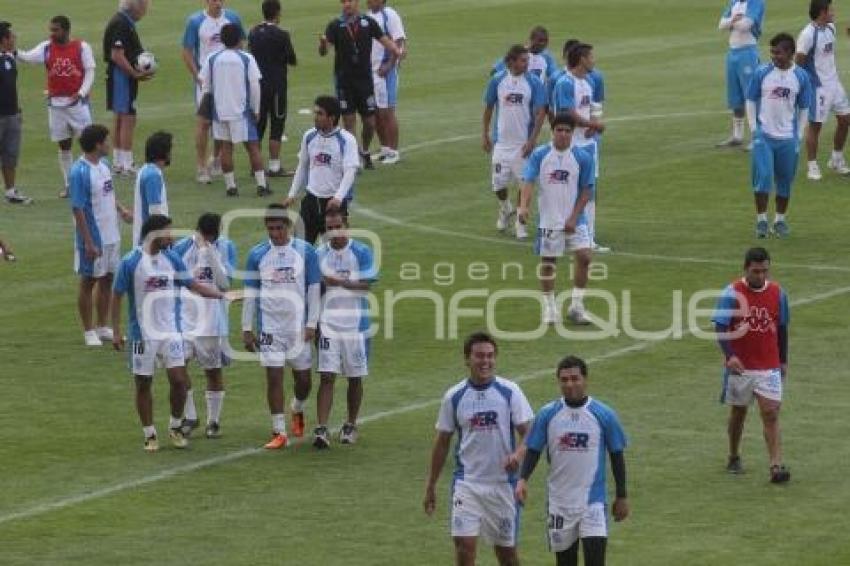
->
<box><xmin>592</xmin><ymin>242</ymin><xmax>611</xmax><ymax>253</ymax></box>
<box><xmin>515</xmin><ymin>220</ymin><xmax>529</xmax><ymax>240</ymax></box>
<box><xmin>84</xmin><ymin>330</ymin><xmax>103</xmax><ymax>347</ymax></box>
<box><xmin>197</xmin><ymin>167</ymin><xmax>212</xmax><ymax>184</ymax></box>
<box><xmin>380</xmin><ymin>150</ymin><xmax>400</xmax><ymax>165</ymax></box>
<box><xmin>567</xmin><ymin>307</ymin><xmax>592</xmax><ymax>326</ymax></box>
<box><xmin>827</xmin><ymin>155</ymin><xmax>850</xmax><ymax>175</ymax></box>
<box><xmin>807</xmin><ymin>162</ymin><xmax>823</xmax><ymax>181</ymax></box>
<box><xmin>96</xmin><ymin>327</ymin><xmax>114</xmax><ymax>342</ymax></box>
<box><xmin>543</xmin><ymin>305</ymin><xmax>560</xmax><ymax>325</ymax></box>
<box><xmin>496</xmin><ymin>206</ymin><xmax>515</xmax><ymax>232</ymax></box>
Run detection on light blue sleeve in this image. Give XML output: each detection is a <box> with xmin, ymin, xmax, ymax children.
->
<box><xmin>166</xmin><ymin>251</ymin><xmax>195</xmax><ymax>288</ymax></box>
<box><xmin>484</xmin><ymin>74</ymin><xmax>500</xmax><ymax>107</ymax></box>
<box><xmin>779</xmin><ymin>289</ymin><xmax>790</xmax><ymax>325</ymax></box>
<box><xmin>590</xmin><ymin>70</ymin><xmax>605</xmax><ymax>103</ymax></box>
<box><xmin>304</xmin><ymin>245</ymin><xmax>321</xmax><ymax>286</ymax></box>
<box><xmin>69</xmin><ymin>163</ymin><xmax>90</xmax><ymax>211</ymax></box>
<box><xmin>171</xmin><ymin>237</ymin><xmax>192</xmax><ymax>259</ymax></box>
<box><xmin>553</xmin><ymin>76</ymin><xmax>576</xmax><ymax>112</ymax></box>
<box><xmin>721</xmin><ymin>0</ymin><xmax>734</xmax><ymax>18</ymax></box>
<box><xmin>543</xmin><ymin>51</ymin><xmax>558</xmax><ymax>80</ymax></box>
<box><xmin>526</xmin><ymin>402</ymin><xmax>557</xmax><ymax>452</ymax></box>
<box><xmin>225</xmin><ymin>240</ymin><xmax>238</xmax><ymax>277</ymax></box>
<box><xmin>182</xmin><ymin>13</ymin><xmax>201</xmax><ymax>50</ymax></box>
<box><xmin>243</xmin><ymin>246</ymin><xmax>262</xmax><ymax>289</ymax></box>
<box><xmin>521</xmin><ymin>146</ymin><xmax>545</xmax><ymax>182</ymax></box>
<box><xmin>141</xmin><ymin>169</ymin><xmax>163</xmax><ymax>206</ymax></box>
<box><xmin>711</xmin><ymin>285</ymin><xmax>738</xmax><ymax>326</ymax></box>
<box><xmin>796</xmin><ymin>69</ymin><xmax>813</xmax><ymax>110</ymax></box>
<box><xmin>591</xmin><ymin>402</ymin><xmax>627</xmax><ymax>453</ymax></box>
<box><xmin>353</xmin><ymin>242</ymin><xmax>378</xmax><ymax>282</ymax></box>
<box><xmin>745</xmin><ymin>66</ymin><xmax>765</xmax><ymax>102</ymax></box>
<box><xmin>531</xmin><ymin>74</ymin><xmax>547</xmax><ymax>112</ymax></box>
<box><xmin>576</xmin><ymin>147</ymin><xmax>594</xmax><ymax>190</ymax></box>
<box><xmin>747</xmin><ymin>0</ymin><xmax>765</xmax><ymax>38</ymax></box>
<box><xmin>491</xmin><ymin>59</ymin><xmax>506</xmax><ymax>76</ymax></box>
<box><xmin>112</xmin><ymin>256</ymin><xmax>132</xmax><ymax>295</ymax></box>
<box><xmin>226</xmin><ymin>9</ymin><xmax>246</xmax><ymax>39</ymax></box>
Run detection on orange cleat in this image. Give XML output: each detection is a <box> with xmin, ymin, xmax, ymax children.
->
<box><xmin>263</xmin><ymin>432</ymin><xmax>289</xmax><ymax>450</ymax></box>
<box><xmin>291</xmin><ymin>412</ymin><xmax>306</xmax><ymax>438</ymax></box>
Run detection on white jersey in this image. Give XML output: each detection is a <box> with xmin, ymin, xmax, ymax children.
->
<box><xmin>551</xmin><ymin>72</ymin><xmax>594</xmax><ymax>147</ymax></box>
<box><xmin>526</xmin><ymin>397</ymin><xmax>627</xmax><ymax>508</ymax></box>
<box><xmin>484</xmin><ymin>70</ymin><xmax>547</xmax><ymax>148</ymax></box>
<box><xmin>522</xmin><ymin>144</ymin><xmax>595</xmax><ymax>230</ymax></box>
<box><xmin>113</xmin><ymin>248</ymin><xmax>194</xmax><ymax>342</ymax></box>
<box><xmin>16</xmin><ymin>40</ymin><xmax>96</xmax><ymax>107</ymax></box>
<box><xmin>720</xmin><ymin>0</ymin><xmax>758</xmax><ymax>48</ymax></box>
<box><xmin>316</xmin><ymin>238</ymin><xmax>377</xmax><ymax>333</ymax></box>
<box><xmin>747</xmin><ymin>63</ymin><xmax>812</xmax><ymax>139</ymax></box>
<box><xmin>436</xmin><ymin>376</ymin><xmax>533</xmax><ymax>484</ymax></box>
<box><xmin>182</xmin><ymin>9</ymin><xmax>245</xmax><ymax>69</ymax></box>
<box><xmin>69</xmin><ymin>157</ymin><xmax>120</xmax><ymax>249</ymax></box>
<box><xmin>243</xmin><ymin>238</ymin><xmax>321</xmax><ymax>334</ymax></box>
<box><xmin>133</xmin><ymin>163</ymin><xmax>168</xmax><ymax>246</ymax></box>
<box><xmin>797</xmin><ymin>22</ymin><xmax>839</xmax><ymax>87</ymax></box>
<box><xmin>291</xmin><ymin>127</ymin><xmax>360</xmax><ymax>200</ymax></box>
<box><xmin>368</xmin><ymin>6</ymin><xmax>405</xmax><ymax>71</ymax></box>
<box><xmin>201</xmin><ymin>49</ymin><xmax>262</xmax><ymax>121</ymax></box>
<box><xmin>173</xmin><ymin>236</ymin><xmax>237</xmax><ymax>338</ymax></box>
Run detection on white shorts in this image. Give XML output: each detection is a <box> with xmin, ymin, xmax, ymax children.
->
<box><xmin>74</xmin><ymin>242</ymin><xmax>120</xmax><ymax>278</ymax></box>
<box><xmin>317</xmin><ymin>331</ymin><xmax>369</xmax><ymax>378</ymax></box>
<box><xmin>724</xmin><ymin>368</ymin><xmax>783</xmax><ymax>406</ymax></box>
<box><xmin>450</xmin><ymin>480</ymin><xmax>518</xmax><ymax>548</ymax></box>
<box><xmin>534</xmin><ymin>225</ymin><xmax>592</xmax><ymax>257</ymax></box>
<box><xmin>373</xmin><ymin>67</ymin><xmax>399</xmax><ymax>109</ymax></box>
<box><xmin>547</xmin><ymin>502</ymin><xmax>607</xmax><ymax>552</ymax></box>
<box><xmin>258</xmin><ymin>331</ymin><xmax>312</xmax><ymax>370</ymax></box>
<box><xmin>212</xmin><ymin>116</ymin><xmax>259</xmax><ymax>144</ymax></box>
<box><xmin>491</xmin><ymin>145</ymin><xmax>526</xmax><ymax>191</ymax></box>
<box><xmin>131</xmin><ymin>337</ymin><xmax>185</xmax><ymax>377</ymax></box>
<box><xmin>183</xmin><ymin>336</ymin><xmax>225</xmax><ymax>370</ymax></box>
<box><xmin>48</xmin><ymin>103</ymin><xmax>92</xmax><ymax>142</ymax></box>
<box><xmin>812</xmin><ymin>82</ymin><xmax>850</xmax><ymax>123</ymax></box>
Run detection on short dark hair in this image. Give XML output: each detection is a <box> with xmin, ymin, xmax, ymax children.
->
<box><xmin>197</xmin><ymin>212</ymin><xmax>222</xmax><ymax>240</ymax></box>
<box><xmin>78</xmin><ymin>124</ymin><xmax>109</xmax><ymax>153</ymax></box>
<box><xmin>463</xmin><ymin>332</ymin><xmax>498</xmax><ymax>358</ymax></box>
<box><xmin>810</xmin><ymin>0</ymin><xmax>831</xmax><ymax>20</ymax></box>
<box><xmin>504</xmin><ymin>44</ymin><xmax>529</xmax><ymax>64</ymax></box>
<box><xmin>314</xmin><ymin>95</ymin><xmax>341</xmax><ymax>125</ymax></box>
<box><xmin>744</xmin><ymin>247</ymin><xmax>771</xmax><ymax>267</ymax></box>
<box><xmin>140</xmin><ymin>214</ymin><xmax>172</xmax><ymax>243</ymax></box>
<box><xmin>221</xmin><ymin>23</ymin><xmax>241</xmax><ymax>48</ymax></box>
<box><xmin>562</xmin><ymin>38</ymin><xmax>580</xmax><ymax>58</ymax></box>
<box><xmin>264</xmin><ymin>203</ymin><xmax>291</xmax><ymax>225</ymax></box>
<box><xmin>144</xmin><ymin>130</ymin><xmax>172</xmax><ymax>163</ymax></box>
<box><xmin>324</xmin><ymin>207</ymin><xmax>348</xmax><ymax>225</ymax></box>
<box><xmin>0</xmin><ymin>22</ymin><xmax>13</xmax><ymax>43</ymax></box>
<box><xmin>770</xmin><ymin>32</ymin><xmax>796</xmax><ymax>54</ymax></box>
<box><xmin>529</xmin><ymin>25</ymin><xmax>548</xmax><ymax>39</ymax></box>
<box><xmin>568</xmin><ymin>43</ymin><xmax>592</xmax><ymax>69</ymax></box>
<box><xmin>551</xmin><ymin>111</ymin><xmax>576</xmax><ymax>130</ymax></box>
<box><xmin>557</xmin><ymin>355</ymin><xmax>588</xmax><ymax>377</ymax></box>
<box><xmin>262</xmin><ymin>0</ymin><xmax>281</xmax><ymax>20</ymax></box>
<box><xmin>50</xmin><ymin>15</ymin><xmax>70</xmax><ymax>32</ymax></box>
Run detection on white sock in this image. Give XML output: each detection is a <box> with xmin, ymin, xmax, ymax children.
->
<box><xmin>732</xmin><ymin>117</ymin><xmax>744</xmax><ymax>140</ymax></box>
<box><xmin>271</xmin><ymin>413</ymin><xmax>286</xmax><ymax>434</ymax></box>
<box><xmin>113</xmin><ymin>149</ymin><xmax>121</xmax><ymax>166</ymax></box>
<box><xmin>124</xmin><ymin>151</ymin><xmax>134</xmax><ymax>168</ymax></box>
<box><xmin>757</xmin><ymin>213</ymin><xmax>768</xmax><ymax>222</ymax></box>
<box><xmin>254</xmin><ymin>170</ymin><xmax>267</xmax><ymax>187</ymax></box>
<box><xmin>570</xmin><ymin>287</ymin><xmax>586</xmax><ymax>310</ymax></box>
<box><xmin>143</xmin><ymin>425</ymin><xmax>156</xmax><ymax>439</ymax></box>
<box><xmin>184</xmin><ymin>389</ymin><xmax>197</xmax><ymax>421</ymax></box>
<box><xmin>808</xmin><ymin>160</ymin><xmax>819</xmax><ymax>168</ymax></box>
<box><xmin>290</xmin><ymin>398</ymin><xmax>305</xmax><ymax>413</ymax></box>
<box><xmin>543</xmin><ymin>291</ymin><xmax>556</xmax><ymax>310</ymax></box>
<box><xmin>268</xmin><ymin>159</ymin><xmax>281</xmax><ymax>172</ymax></box>
<box><xmin>58</xmin><ymin>150</ymin><xmax>73</xmax><ymax>187</ymax></box>
<box><xmin>775</xmin><ymin>213</ymin><xmax>786</xmax><ymax>223</ymax></box>
<box><xmin>169</xmin><ymin>415</ymin><xmax>183</xmax><ymax>429</ymax></box>
<box><xmin>832</xmin><ymin>150</ymin><xmax>844</xmax><ymax>160</ymax></box>
<box><xmin>499</xmin><ymin>199</ymin><xmax>513</xmax><ymax>213</ymax></box>
<box><xmin>5</xmin><ymin>187</ymin><xmax>16</xmax><ymax>197</ymax></box>
<box><xmin>206</xmin><ymin>390</ymin><xmax>225</xmax><ymax>424</ymax></box>
<box><xmin>223</xmin><ymin>172</ymin><xmax>236</xmax><ymax>189</ymax></box>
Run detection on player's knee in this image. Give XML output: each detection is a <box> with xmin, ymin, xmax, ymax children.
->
<box><xmin>453</xmin><ymin>538</ymin><xmax>476</xmax><ymax>564</ymax></box>
<box><xmin>494</xmin><ymin>546</ymin><xmax>519</xmax><ymax>566</ymax></box>
<box><xmin>760</xmin><ymin>406</ymin><xmax>779</xmax><ymax>423</ymax></box>
<box><xmin>320</xmin><ymin>373</ymin><xmax>335</xmax><ymax>385</ymax></box>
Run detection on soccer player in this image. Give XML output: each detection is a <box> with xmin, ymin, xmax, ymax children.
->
<box><xmin>518</xmin><ymin>113</ymin><xmax>594</xmax><ymax>326</ymax></box>
<box><xmin>717</xmin><ymin>0</ymin><xmax>765</xmax><ymax>148</ymax></box>
<box><xmin>796</xmin><ymin>0</ymin><xmax>850</xmax><ymax>180</ymax></box>
<box><xmin>182</xmin><ymin>0</ymin><xmax>245</xmax><ymax>184</ymax></box>
<box><xmin>283</xmin><ymin>95</ymin><xmax>360</xmax><ymax>244</ymax></box>
<box><xmin>103</xmin><ymin>0</ymin><xmax>154</xmax><ymax>176</ymax></box>
<box><xmin>132</xmin><ymin>131</ymin><xmax>171</xmax><ymax>246</ymax></box>
<box><xmin>16</xmin><ymin>16</ymin><xmax>95</xmax><ymax>198</ymax></box>
<box><xmin>69</xmin><ymin>124</ymin><xmax>132</xmax><ymax>346</ymax></box>
<box><xmin>242</xmin><ymin>204</ymin><xmax>321</xmax><ymax>449</ymax></box>
<box><xmin>424</xmin><ymin>332</ymin><xmax>533</xmax><ymax>566</ymax></box>
<box><xmin>112</xmin><ymin>214</ymin><xmax>232</xmax><ymax>451</ymax></box>
<box><xmin>313</xmin><ymin>209</ymin><xmax>377</xmax><ymax>448</ymax></box>
<box><xmin>319</xmin><ymin>0</ymin><xmax>401</xmax><ymax>169</ymax></box>
<box><xmin>483</xmin><ymin>44</ymin><xmax>547</xmax><ymax>240</ymax></box>
<box><xmin>173</xmin><ymin>213</ymin><xmax>237</xmax><ymax>439</ymax></box>
<box><xmin>493</xmin><ymin>26</ymin><xmax>559</xmax><ymax>84</ymax></box>
<box><xmin>712</xmin><ymin>247</ymin><xmax>791</xmax><ymax>483</ymax></box>
<box><xmin>366</xmin><ymin>0</ymin><xmax>407</xmax><ymax>164</ymax></box>
<box><xmin>200</xmin><ymin>23</ymin><xmax>268</xmax><ymax>197</ymax></box>
<box><xmin>746</xmin><ymin>32</ymin><xmax>812</xmax><ymax>238</ymax></box>
<box><xmin>0</xmin><ymin>22</ymin><xmax>33</xmax><ymax>204</ymax></box>
<box><xmin>516</xmin><ymin>355</ymin><xmax>629</xmax><ymax>566</ymax></box>
<box><xmin>551</xmin><ymin>43</ymin><xmax>607</xmax><ymax>255</ymax></box>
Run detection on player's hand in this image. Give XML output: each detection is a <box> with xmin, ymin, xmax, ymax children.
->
<box><xmin>732</xmin><ymin>13</ymin><xmax>744</xmax><ymax>23</ymax></box>
<box><xmin>327</xmin><ymin>197</ymin><xmax>343</xmax><ymax>210</ymax></box>
<box><xmin>318</xmin><ymin>34</ymin><xmax>329</xmax><ymax>56</ymax></box>
<box><xmin>521</xmin><ymin>140</ymin><xmax>535</xmax><ymax>158</ymax></box>
<box><xmin>514</xmin><ymin>479</ymin><xmax>528</xmax><ymax>505</ymax></box>
<box><xmin>112</xmin><ymin>333</ymin><xmax>124</xmax><ymax>352</ymax></box>
<box><xmin>119</xmin><ymin>207</ymin><xmax>133</xmax><ymax>224</ymax></box>
<box><xmin>243</xmin><ymin>330</ymin><xmax>257</xmax><ymax>353</ymax></box>
<box><xmin>304</xmin><ymin>327</ymin><xmax>316</xmax><ymax>342</ymax></box>
<box><xmin>726</xmin><ymin>355</ymin><xmax>745</xmax><ymax>375</ymax></box>
<box><xmin>517</xmin><ymin>207</ymin><xmax>529</xmax><ymax>224</ymax></box>
<box><xmin>223</xmin><ymin>290</ymin><xmax>243</xmax><ymax>303</ymax></box>
<box><xmin>612</xmin><ymin>497</ymin><xmax>629</xmax><ymax>522</ymax></box>
<box><xmin>423</xmin><ymin>485</ymin><xmax>437</xmax><ymax>516</ymax></box>
<box><xmin>504</xmin><ymin>452</ymin><xmax>521</xmax><ymax>474</ymax></box>
<box><xmin>378</xmin><ymin>62</ymin><xmax>392</xmax><ymax>78</ymax></box>
<box><xmin>482</xmin><ymin>134</ymin><xmax>493</xmax><ymax>154</ymax></box>
<box><xmin>589</xmin><ymin>119</ymin><xmax>605</xmax><ymax>135</ymax></box>
<box><xmin>69</xmin><ymin>93</ymin><xmax>81</xmax><ymax>105</ymax></box>
<box><xmin>564</xmin><ymin>218</ymin><xmax>577</xmax><ymax>235</ymax></box>
<box><xmin>323</xmin><ymin>275</ymin><xmax>344</xmax><ymax>287</ymax></box>
<box><xmin>135</xmin><ymin>69</ymin><xmax>155</xmax><ymax>81</ymax></box>
<box><xmin>85</xmin><ymin>243</ymin><xmax>101</xmax><ymax>261</ymax></box>
<box><xmin>281</xmin><ymin>196</ymin><xmax>295</xmax><ymax>209</ymax></box>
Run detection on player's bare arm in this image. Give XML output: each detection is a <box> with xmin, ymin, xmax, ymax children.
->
<box><xmin>482</xmin><ymin>105</ymin><xmax>495</xmax><ymax>153</ymax></box>
<box><xmin>424</xmin><ymin>431</ymin><xmax>452</xmax><ymax>515</ymax></box>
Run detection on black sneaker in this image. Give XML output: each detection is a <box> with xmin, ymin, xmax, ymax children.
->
<box><xmin>770</xmin><ymin>464</ymin><xmax>791</xmax><ymax>484</ymax></box>
<box><xmin>181</xmin><ymin>418</ymin><xmax>199</xmax><ymax>437</ymax></box>
<box><xmin>361</xmin><ymin>152</ymin><xmax>374</xmax><ymax>170</ymax></box>
<box><xmin>339</xmin><ymin>422</ymin><xmax>358</xmax><ymax>445</ymax></box>
<box><xmin>313</xmin><ymin>426</ymin><xmax>331</xmax><ymax>450</ymax></box>
<box><xmin>266</xmin><ymin>168</ymin><xmax>293</xmax><ymax>178</ymax></box>
<box><xmin>226</xmin><ymin>187</ymin><xmax>239</xmax><ymax>197</ymax></box>
<box><xmin>205</xmin><ymin>422</ymin><xmax>221</xmax><ymax>439</ymax></box>
<box><xmin>726</xmin><ymin>455</ymin><xmax>744</xmax><ymax>474</ymax></box>
<box><xmin>256</xmin><ymin>185</ymin><xmax>273</xmax><ymax>197</ymax></box>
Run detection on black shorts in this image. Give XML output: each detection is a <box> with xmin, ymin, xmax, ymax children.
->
<box><xmin>196</xmin><ymin>92</ymin><xmax>213</xmax><ymax>121</ymax></box>
<box><xmin>106</xmin><ymin>67</ymin><xmax>138</xmax><ymax>115</ymax></box>
<box><xmin>258</xmin><ymin>85</ymin><xmax>287</xmax><ymax>141</ymax></box>
<box><xmin>300</xmin><ymin>192</ymin><xmax>350</xmax><ymax>244</ymax></box>
<box><xmin>336</xmin><ymin>77</ymin><xmax>376</xmax><ymax>117</ymax></box>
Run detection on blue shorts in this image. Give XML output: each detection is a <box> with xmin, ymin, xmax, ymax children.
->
<box><xmin>751</xmin><ymin>133</ymin><xmax>798</xmax><ymax>198</ymax></box>
<box><xmin>726</xmin><ymin>46</ymin><xmax>759</xmax><ymax>110</ymax></box>
<box><xmin>107</xmin><ymin>67</ymin><xmax>137</xmax><ymax>115</ymax></box>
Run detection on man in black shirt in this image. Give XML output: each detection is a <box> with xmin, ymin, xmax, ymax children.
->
<box><xmin>249</xmin><ymin>0</ymin><xmax>297</xmax><ymax>177</ymax></box>
<box><xmin>102</xmin><ymin>0</ymin><xmax>153</xmax><ymax>176</ymax></box>
<box><xmin>0</xmin><ymin>22</ymin><xmax>33</xmax><ymax>204</ymax></box>
<box><xmin>319</xmin><ymin>0</ymin><xmax>400</xmax><ymax>169</ymax></box>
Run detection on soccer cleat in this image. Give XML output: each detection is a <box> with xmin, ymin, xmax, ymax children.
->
<box><xmin>264</xmin><ymin>432</ymin><xmax>288</xmax><ymax>450</ymax></box>
<box><xmin>715</xmin><ymin>136</ymin><xmax>743</xmax><ymax>148</ymax></box>
<box><xmin>726</xmin><ymin>455</ymin><xmax>744</xmax><ymax>474</ymax></box>
<box><xmin>197</xmin><ymin>168</ymin><xmax>212</xmax><ymax>184</ymax></box>
<box><xmin>592</xmin><ymin>241</ymin><xmax>611</xmax><ymax>253</ymax></box>
<box><xmin>256</xmin><ymin>185</ymin><xmax>273</xmax><ymax>197</ymax></box>
<box><xmin>313</xmin><ymin>426</ymin><xmax>331</xmax><ymax>449</ymax></box>
<box><xmin>567</xmin><ymin>307</ymin><xmax>592</xmax><ymax>326</ymax></box>
<box><xmin>225</xmin><ymin>187</ymin><xmax>239</xmax><ymax>198</ymax></box>
<box><xmin>755</xmin><ymin>219</ymin><xmax>770</xmax><ymax>239</ymax></box>
<box><xmin>205</xmin><ymin>422</ymin><xmax>221</xmax><ymax>439</ymax></box>
<box><xmin>111</xmin><ymin>163</ymin><xmax>123</xmax><ymax>176</ymax></box>
<box><xmin>496</xmin><ymin>206</ymin><xmax>515</xmax><ymax>232</ymax></box>
<box><xmin>121</xmin><ymin>164</ymin><xmax>138</xmax><ymax>177</ymax></box>
<box><xmin>807</xmin><ymin>162</ymin><xmax>823</xmax><ymax>181</ymax></box>
<box><xmin>58</xmin><ymin>186</ymin><xmax>69</xmax><ymax>199</ymax></box>
<box><xmin>181</xmin><ymin>418</ymin><xmax>199</xmax><ymax>437</ymax></box>
<box><xmin>169</xmin><ymin>427</ymin><xmax>189</xmax><ymax>449</ymax></box>
<box><xmin>828</xmin><ymin>154</ymin><xmax>850</xmax><ymax>175</ymax></box>
<box><xmin>143</xmin><ymin>435</ymin><xmax>159</xmax><ymax>452</ymax></box>
<box><xmin>339</xmin><ymin>423</ymin><xmax>359</xmax><ymax>445</ymax></box>
<box><xmin>291</xmin><ymin>411</ymin><xmax>306</xmax><ymax>438</ymax></box>
<box><xmin>96</xmin><ymin>327</ymin><xmax>114</xmax><ymax>342</ymax></box>
<box><xmin>380</xmin><ymin>150</ymin><xmax>400</xmax><ymax>165</ymax></box>
<box><xmin>772</xmin><ymin>220</ymin><xmax>790</xmax><ymax>239</ymax></box>
<box><xmin>84</xmin><ymin>330</ymin><xmax>103</xmax><ymax>347</ymax></box>
<box><xmin>515</xmin><ymin>220</ymin><xmax>529</xmax><ymax>240</ymax></box>
<box><xmin>5</xmin><ymin>190</ymin><xmax>33</xmax><ymax>205</ymax></box>
<box><xmin>543</xmin><ymin>305</ymin><xmax>560</xmax><ymax>325</ymax></box>
<box><xmin>770</xmin><ymin>464</ymin><xmax>791</xmax><ymax>484</ymax></box>
<box><xmin>361</xmin><ymin>152</ymin><xmax>374</xmax><ymax>170</ymax></box>
<box><xmin>266</xmin><ymin>168</ymin><xmax>293</xmax><ymax>178</ymax></box>
<box><xmin>375</xmin><ymin>147</ymin><xmax>392</xmax><ymax>161</ymax></box>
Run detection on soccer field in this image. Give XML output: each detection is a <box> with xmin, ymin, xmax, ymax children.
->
<box><xmin>2</xmin><ymin>0</ymin><xmax>850</xmax><ymax>564</ymax></box>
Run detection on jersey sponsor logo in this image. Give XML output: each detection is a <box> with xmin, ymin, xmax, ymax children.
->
<box><xmin>313</xmin><ymin>152</ymin><xmax>333</xmax><ymax>166</ymax></box>
<box><xmin>504</xmin><ymin>92</ymin><xmax>525</xmax><ymax>105</ymax></box>
<box><xmin>743</xmin><ymin>305</ymin><xmax>776</xmax><ymax>333</ymax></box>
<box><xmin>196</xmin><ymin>265</ymin><xmax>214</xmax><ymax>282</ymax></box>
<box><xmin>49</xmin><ymin>57</ymin><xmax>82</xmax><ymax>79</ymax></box>
<box><xmin>144</xmin><ymin>275</ymin><xmax>171</xmax><ymax>291</ymax></box>
<box><xmin>548</xmin><ymin>169</ymin><xmax>570</xmax><ymax>184</ymax></box>
<box><xmin>102</xmin><ymin>179</ymin><xmax>114</xmax><ymax>195</ymax></box>
<box><xmin>580</xmin><ymin>94</ymin><xmax>591</xmax><ymax>107</ymax></box>
<box><xmin>469</xmin><ymin>410</ymin><xmax>499</xmax><ymax>430</ymax></box>
<box><xmin>557</xmin><ymin>431</ymin><xmax>590</xmax><ymax>451</ymax></box>
<box><xmin>769</xmin><ymin>86</ymin><xmax>792</xmax><ymax>100</ymax></box>
<box><xmin>271</xmin><ymin>266</ymin><xmax>296</xmax><ymax>283</ymax></box>
<box><xmin>824</xmin><ymin>42</ymin><xmax>834</xmax><ymax>54</ymax></box>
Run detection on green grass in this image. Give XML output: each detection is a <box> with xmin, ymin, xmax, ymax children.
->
<box><xmin>2</xmin><ymin>0</ymin><xmax>850</xmax><ymax>564</ymax></box>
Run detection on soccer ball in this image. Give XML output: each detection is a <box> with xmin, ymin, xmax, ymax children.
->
<box><xmin>136</xmin><ymin>52</ymin><xmax>158</xmax><ymax>73</ymax></box>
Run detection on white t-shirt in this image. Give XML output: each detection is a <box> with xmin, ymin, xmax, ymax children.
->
<box><xmin>201</xmin><ymin>49</ymin><xmax>262</xmax><ymax>121</ymax></box>
<box><xmin>292</xmin><ymin>127</ymin><xmax>360</xmax><ymax>199</ymax></box>
<box><xmin>316</xmin><ymin>239</ymin><xmax>376</xmax><ymax>333</ymax></box>
<box><xmin>797</xmin><ymin>22</ymin><xmax>839</xmax><ymax>86</ymax></box>
<box><xmin>69</xmin><ymin>157</ymin><xmax>120</xmax><ymax>248</ymax></box>
<box><xmin>484</xmin><ymin>70</ymin><xmax>547</xmax><ymax>149</ymax></box>
<box><xmin>747</xmin><ymin>64</ymin><xmax>812</xmax><ymax>139</ymax></box>
<box><xmin>522</xmin><ymin>144</ymin><xmax>595</xmax><ymax>230</ymax></box>
<box><xmin>368</xmin><ymin>6</ymin><xmax>405</xmax><ymax>71</ymax></box>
